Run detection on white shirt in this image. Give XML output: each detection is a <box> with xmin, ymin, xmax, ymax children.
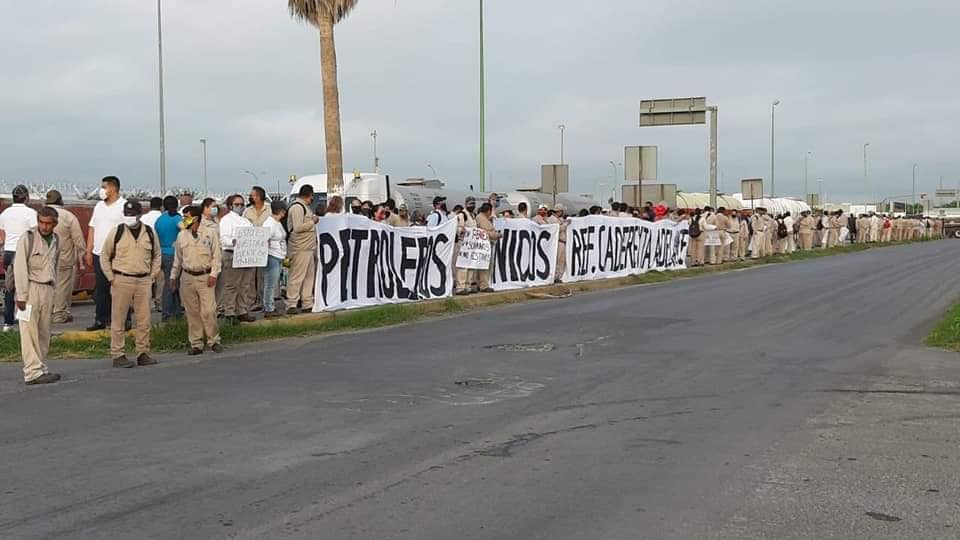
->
<box><xmin>219</xmin><ymin>210</ymin><xmax>252</xmax><ymax>251</ymax></box>
<box><xmin>0</xmin><ymin>203</ymin><xmax>38</xmax><ymax>253</ymax></box>
<box><xmin>263</xmin><ymin>216</ymin><xmax>287</xmax><ymax>260</ymax></box>
<box><xmin>140</xmin><ymin>209</ymin><xmax>162</xmax><ymax>230</ymax></box>
<box><xmin>426</xmin><ymin>210</ymin><xmax>447</xmax><ymax>228</ymax></box>
<box><xmin>89</xmin><ymin>197</ymin><xmax>127</xmax><ymax>255</ymax></box>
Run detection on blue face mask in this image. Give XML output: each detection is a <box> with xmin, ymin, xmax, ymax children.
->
<box><xmin>232</xmin><ymin>207</ymin><xmax>244</xmax><ymax>216</ymax></box>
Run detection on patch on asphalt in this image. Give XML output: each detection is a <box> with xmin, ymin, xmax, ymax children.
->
<box><xmin>454</xmin><ymin>378</ymin><xmax>495</xmax><ymax>386</ymax></box>
<box><xmin>865</xmin><ymin>511</ymin><xmax>902</xmax><ymax>522</ymax></box>
<box><xmin>484</xmin><ymin>343</ymin><xmax>556</xmax><ymax>352</ymax></box>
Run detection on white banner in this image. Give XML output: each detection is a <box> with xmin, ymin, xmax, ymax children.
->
<box><xmin>491</xmin><ymin>218</ymin><xmax>560</xmax><ymax>291</ymax></box>
<box><xmin>456</xmin><ymin>228</ymin><xmax>492</xmax><ymax>270</ymax></box>
<box><xmin>313</xmin><ymin>215</ymin><xmax>458</xmax><ymax>311</ymax></box>
<box><xmin>562</xmin><ymin>216</ymin><xmax>689</xmax><ymax>283</ymax></box>
<box><xmin>232</xmin><ymin>227</ymin><xmax>271</xmax><ymax>268</ymax></box>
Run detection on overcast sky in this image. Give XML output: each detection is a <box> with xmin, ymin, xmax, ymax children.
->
<box><xmin>2</xmin><ymin>0</ymin><xmax>958</xmax><ymax>203</ymax></box>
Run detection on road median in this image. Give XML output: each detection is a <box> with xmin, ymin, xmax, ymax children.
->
<box><xmin>0</xmin><ymin>238</ymin><xmax>942</xmax><ymax>361</ymax></box>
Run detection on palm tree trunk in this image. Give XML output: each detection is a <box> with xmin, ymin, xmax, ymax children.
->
<box><xmin>318</xmin><ymin>12</ymin><xmax>344</xmax><ymax>194</ymax></box>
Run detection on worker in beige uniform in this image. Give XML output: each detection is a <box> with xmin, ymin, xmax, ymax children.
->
<box><xmin>736</xmin><ymin>212</ymin><xmax>750</xmax><ymax>259</ymax></box>
<box><xmin>286</xmin><ymin>184</ymin><xmax>319</xmax><ymax>314</ymax></box>
<box><xmin>548</xmin><ymin>204</ymin><xmax>567</xmax><ymax>282</ymax></box>
<box><xmin>826</xmin><ymin>212</ymin><xmax>840</xmax><ymax>248</ymax></box>
<box><xmin>750</xmin><ymin>208</ymin><xmax>768</xmax><ymax>258</ymax></box>
<box><xmin>455</xmin><ymin>197</ymin><xmax>478</xmax><ymax>295</ymax></box>
<box><xmin>45</xmin><ymin>190</ymin><xmax>86</xmax><ymax>323</ymax></box>
<box><xmin>798</xmin><ymin>211</ymin><xmax>815</xmax><ymax>250</ymax></box>
<box><xmin>475</xmin><ymin>202</ymin><xmax>500</xmax><ymax>292</ymax></box>
<box><xmin>723</xmin><ymin>209</ymin><xmax>739</xmax><ymax>261</ymax></box>
<box><xmin>242</xmin><ymin>186</ymin><xmax>271</xmax><ymax>313</ymax></box>
<box><xmin>99</xmin><ymin>201</ymin><xmax>162</xmax><ymax>368</ymax></box>
<box><xmin>170</xmin><ymin>206</ymin><xmax>223</xmax><ymax>355</ymax></box>
<box><xmin>15</xmin><ymin>207</ymin><xmax>62</xmax><ymax>385</ymax></box>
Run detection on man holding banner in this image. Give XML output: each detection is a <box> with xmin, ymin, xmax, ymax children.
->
<box><xmin>219</xmin><ymin>195</ymin><xmax>255</xmax><ymax>323</ymax></box>
<box><xmin>475</xmin><ymin>203</ymin><xmax>499</xmax><ymax>292</ymax></box>
<box><xmin>454</xmin><ymin>197</ymin><xmax>479</xmax><ymax>295</ymax></box>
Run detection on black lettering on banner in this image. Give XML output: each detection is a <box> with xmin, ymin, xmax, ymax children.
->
<box><xmin>602</xmin><ymin>225</ymin><xmax>615</xmax><ymax>272</ymax></box>
<box><xmin>571</xmin><ymin>228</ymin><xmax>583</xmax><ymax>276</ymax></box>
<box><xmin>596</xmin><ymin>225</ymin><xmax>606</xmax><ymax>272</ymax></box>
<box><xmin>338</xmin><ymin>229</ymin><xmax>352</xmax><ymax>302</ymax></box>
<box><xmin>317</xmin><ymin>232</ymin><xmax>340</xmax><ymax>305</ymax></box>
<box><xmin>493</xmin><ymin>230</ymin><xmax>511</xmax><ymax>283</ymax></box>
<box><xmin>535</xmin><ymin>230</ymin><xmax>552</xmax><ymax>280</ymax></box>
<box><xmin>614</xmin><ymin>226</ymin><xmax>625</xmax><ymax>271</ymax></box>
<box><xmin>378</xmin><ymin>230</ymin><xmax>396</xmax><ymax>299</ymax></box>
<box><xmin>349</xmin><ymin>229</ymin><xmax>369</xmax><ymax>300</ymax></box>
<box><xmin>627</xmin><ymin>226</ymin><xmax>639</xmax><ymax>269</ymax></box>
<box><xmin>415</xmin><ymin>236</ymin><xmax>432</xmax><ymax>300</ymax></box>
<box><xmin>367</xmin><ymin>230</ymin><xmax>380</xmax><ymax>298</ymax></box>
<box><xmin>398</xmin><ymin>237</ymin><xmax>417</xmax><ymax>300</ymax></box>
<box><xmin>430</xmin><ymin>233</ymin><xmax>449</xmax><ymax>296</ymax></box>
<box><xmin>639</xmin><ymin>226</ymin><xmax>653</xmax><ymax>271</ymax></box>
<box><xmin>516</xmin><ymin>230</ymin><xmax>532</xmax><ymax>281</ymax></box>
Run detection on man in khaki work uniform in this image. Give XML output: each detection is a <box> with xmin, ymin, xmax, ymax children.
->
<box><xmin>455</xmin><ymin>196</ymin><xmax>478</xmax><ymax>295</ymax></box>
<box><xmin>798</xmin><ymin>211</ymin><xmax>815</xmax><ymax>250</ymax></box>
<box><xmin>170</xmin><ymin>207</ymin><xmax>223</xmax><ymax>355</ymax></box>
<box><xmin>286</xmin><ymin>184</ymin><xmax>319</xmax><ymax>314</ymax></box>
<box><xmin>547</xmin><ymin>204</ymin><xmax>567</xmax><ymax>282</ymax></box>
<box><xmin>475</xmin><ymin>202</ymin><xmax>500</xmax><ymax>293</ymax></box>
<box><xmin>100</xmin><ymin>201</ymin><xmax>162</xmax><ymax>368</ymax></box>
<box><xmin>242</xmin><ymin>186</ymin><xmax>270</xmax><ymax>312</ymax></box>
<box><xmin>15</xmin><ymin>207</ymin><xmax>62</xmax><ymax>385</ymax></box>
<box><xmin>45</xmin><ymin>190</ymin><xmax>86</xmax><ymax>323</ymax></box>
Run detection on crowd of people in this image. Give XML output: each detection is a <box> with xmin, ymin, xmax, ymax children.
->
<box><xmin>0</xmin><ymin>176</ymin><xmax>946</xmax><ymax>385</ymax></box>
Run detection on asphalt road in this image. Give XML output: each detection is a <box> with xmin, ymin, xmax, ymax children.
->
<box><xmin>1</xmin><ymin>240</ymin><xmax>958</xmax><ymax>539</ymax></box>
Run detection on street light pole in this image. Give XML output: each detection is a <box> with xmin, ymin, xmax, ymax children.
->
<box><xmin>558</xmin><ymin>124</ymin><xmax>565</xmax><ymax>164</ymax></box>
<box><xmin>370</xmin><ymin>130</ymin><xmax>379</xmax><ymax>173</ymax></box>
<box><xmin>818</xmin><ymin>178</ymin><xmax>824</xmax><ymax>207</ymax></box>
<box><xmin>770</xmin><ymin>99</ymin><xmax>780</xmax><ymax>197</ymax></box>
<box><xmin>242</xmin><ymin>170</ymin><xmax>260</xmax><ymax>183</ymax></box>
<box><xmin>479</xmin><ymin>0</ymin><xmax>486</xmax><ymax>192</ymax></box>
<box><xmin>200</xmin><ymin>139</ymin><xmax>208</xmax><ymax>196</ymax></box>
<box><xmin>426</xmin><ymin>163</ymin><xmax>437</xmax><ymax>178</ymax></box>
<box><xmin>912</xmin><ymin>163</ymin><xmax>919</xmax><ymax>211</ymax></box>
<box><xmin>804</xmin><ymin>151</ymin><xmax>812</xmax><ymax>204</ymax></box>
<box><xmin>157</xmin><ymin>0</ymin><xmax>167</xmax><ymax>195</ymax></box>
<box><xmin>863</xmin><ymin>143</ymin><xmax>870</xmax><ymax>203</ymax></box>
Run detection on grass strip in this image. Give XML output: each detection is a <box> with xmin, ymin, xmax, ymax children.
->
<box><xmin>0</xmin><ymin>238</ymin><xmax>944</xmax><ymax>362</ymax></box>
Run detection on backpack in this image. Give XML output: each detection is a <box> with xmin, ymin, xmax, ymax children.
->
<box><xmin>284</xmin><ymin>201</ymin><xmax>307</xmax><ymax>240</ymax></box>
<box><xmin>688</xmin><ymin>218</ymin><xmax>702</xmax><ymax>238</ymax></box>
<box><xmin>5</xmin><ymin>230</ymin><xmax>60</xmax><ymax>293</ymax></box>
<box><xmin>777</xmin><ymin>220</ymin><xmax>789</xmax><ymax>239</ymax></box>
<box><xmin>816</xmin><ymin>219</ymin><xmax>824</xmax><ymax>231</ymax></box>
<box><xmin>110</xmin><ymin>224</ymin><xmax>155</xmax><ymax>263</ymax></box>
<box><xmin>792</xmin><ymin>221</ymin><xmax>800</xmax><ymax>234</ymax></box>
<box><xmin>883</xmin><ymin>219</ymin><xmax>891</xmax><ymax>230</ymax></box>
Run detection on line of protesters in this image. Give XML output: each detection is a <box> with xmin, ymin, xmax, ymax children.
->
<box><xmin>2</xmin><ymin>176</ymin><xmax>946</xmax><ymax>385</ymax></box>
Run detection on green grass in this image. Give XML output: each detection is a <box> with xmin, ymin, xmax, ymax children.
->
<box><xmin>926</xmin><ymin>302</ymin><xmax>960</xmax><ymax>351</ymax></box>
<box><xmin>0</xmin><ymin>238</ymin><xmax>944</xmax><ymax>362</ymax></box>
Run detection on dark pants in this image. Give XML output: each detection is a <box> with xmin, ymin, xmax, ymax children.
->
<box><xmin>3</xmin><ymin>251</ymin><xmax>15</xmax><ymax>325</ymax></box>
<box><xmin>161</xmin><ymin>253</ymin><xmax>182</xmax><ymax>320</ymax></box>
<box><xmin>93</xmin><ymin>255</ymin><xmax>112</xmax><ymax>325</ymax></box>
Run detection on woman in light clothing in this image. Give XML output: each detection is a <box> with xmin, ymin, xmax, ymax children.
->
<box><xmin>261</xmin><ymin>200</ymin><xmax>288</xmax><ymax>318</ymax></box>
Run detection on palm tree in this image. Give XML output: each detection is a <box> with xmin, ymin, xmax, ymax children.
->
<box><xmin>288</xmin><ymin>0</ymin><xmax>359</xmax><ymax>194</ymax></box>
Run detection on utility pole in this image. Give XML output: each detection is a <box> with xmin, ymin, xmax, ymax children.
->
<box><xmin>804</xmin><ymin>151</ymin><xmax>812</xmax><ymax>204</ymax></box>
<box><xmin>200</xmin><ymin>138</ymin><xmax>208</xmax><ymax>196</ymax></box>
<box><xmin>863</xmin><ymin>142</ymin><xmax>870</xmax><ymax>203</ymax></box>
<box><xmin>478</xmin><ymin>0</ymin><xmax>486</xmax><ymax>192</ymax></box>
<box><xmin>708</xmin><ymin>106</ymin><xmax>718</xmax><ymax>208</ymax></box>
<box><xmin>370</xmin><ymin>130</ymin><xmax>379</xmax><ymax>173</ymax></box>
<box><xmin>770</xmin><ymin>100</ymin><xmax>780</xmax><ymax>197</ymax></box>
<box><xmin>157</xmin><ymin>0</ymin><xmax>167</xmax><ymax>194</ymax></box>
<box><xmin>912</xmin><ymin>163</ymin><xmax>919</xmax><ymax>210</ymax></box>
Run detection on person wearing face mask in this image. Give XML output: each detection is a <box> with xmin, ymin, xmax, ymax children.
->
<box><xmin>243</xmin><ymin>186</ymin><xmax>270</xmax><ymax>313</ymax></box>
<box><xmin>285</xmin><ymin>184</ymin><xmax>319</xmax><ymax>314</ymax></box>
<box><xmin>84</xmin><ymin>176</ymin><xmax>127</xmax><ymax>331</ymax></box>
<box><xmin>99</xmin><ymin>200</ymin><xmax>162</xmax><ymax>368</ymax></box>
<box><xmin>169</xmin><ymin>206</ymin><xmax>222</xmax><ymax>355</ymax></box>
<box><xmin>454</xmin><ymin>196</ymin><xmax>478</xmax><ymax>295</ymax></box>
<box><xmin>200</xmin><ymin>197</ymin><xmax>219</xmax><ymax>233</ymax></box>
<box><xmin>534</xmin><ymin>205</ymin><xmax>549</xmax><ymax>225</ymax></box>
<box><xmin>349</xmin><ymin>199</ymin><xmax>362</xmax><ymax>214</ymax></box>
<box><xmin>154</xmin><ymin>196</ymin><xmax>183</xmax><ymax>321</ymax></box>
<box><xmin>218</xmin><ymin>194</ymin><xmax>256</xmax><ymax>323</ymax></box>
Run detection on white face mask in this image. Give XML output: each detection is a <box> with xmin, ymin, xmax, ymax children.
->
<box><xmin>98</xmin><ymin>188</ymin><xmax>108</xmax><ymax>200</ymax></box>
<box><xmin>232</xmin><ymin>206</ymin><xmax>244</xmax><ymax>216</ymax></box>
<box><xmin>122</xmin><ymin>216</ymin><xmax>139</xmax><ymax>227</ymax></box>
<box><xmin>210</xmin><ymin>206</ymin><xmax>219</xmax><ymax>218</ymax></box>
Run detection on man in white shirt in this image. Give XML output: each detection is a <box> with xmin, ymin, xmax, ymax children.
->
<box><xmin>426</xmin><ymin>196</ymin><xmax>448</xmax><ymax>228</ymax></box>
<box><xmin>140</xmin><ymin>197</ymin><xmax>163</xmax><ymax>230</ymax></box>
<box><xmin>0</xmin><ymin>185</ymin><xmax>38</xmax><ymax>330</ymax></box>
<box><xmin>218</xmin><ymin>194</ymin><xmax>255</xmax><ymax>322</ymax></box>
<box><xmin>261</xmin><ymin>200</ymin><xmax>288</xmax><ymax>317</ymax></box>
<box><xmin>177</xmin><ymin>192</ymin><xmax>194</xmax><ymax>215</ymax></box>
<box><xmin>84</xmin><ymin>176</ymin><xmax>128</xmax><ymax>330</ymax></box>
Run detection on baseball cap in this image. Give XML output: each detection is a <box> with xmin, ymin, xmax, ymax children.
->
<box><xmin>553</xmin><ymin>203</ymin><xmax>565</xmax><ymax>212</ymax></box>
<box><xmin>123</xmin><ymin>200</ymin><xmax>143</xmax><ymax>216</ymax></box>
<box><xmin>45</xmin><ymin>190</ymin><xmax>62</xmax><ymax>205</ymax></box>
<box><xmin>432</xmin><ymin>196</ymin><xmax>447</xmax><ymax>205</ymax></box>
<box><xmin>465</xmin><ymin>196</ymin><xmax>476</xmax><ymax>205</ymax></box>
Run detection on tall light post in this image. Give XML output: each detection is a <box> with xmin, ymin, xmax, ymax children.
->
<box><xmin>200</xmin><ymin>139</ymin><xmax>208</xmax><ymax>196</ymax></box>
<box><xmin>370</xmin><ymin>130</ymin><xmax>379</xmax><ymax>173</ymax></box>
<box><xmin>478</xmin><ymin>0</ymin><xmax>486</xmax><ymax>192</ymax></box>
<box><xmin>242</xmin><ymin>170</ymin><xmax>263</xmax><ymax>183</ymax></box>
<box><xmin>863</xmin><ymin>143</ymin><xmax>870</xmax><ymax>203</ymax></box>
<box><xmin>770</xmin><ymin>99</ymin><xmax>780</xmax><ymax>197</ymax></box>
<box><xmin>817</xmin><ymin>178</ymin><xmax>824</xmax><ymax>207</ymax></box>
<box><xmin>157</xmin><ymin>0</ymin><xmax>167</xmax><ymax>194</ymax></box>
<box><xmin>610</xmin><ymin>161</ymin><xmax>621</xmax><ymax>201</ymax></box>
<box><xmin>557</xmin><ymin>124</ymin><xmax>566</xmax><ymax>164</ymax></box>
<box><xmin>426</xmin><ymin>163</ymin><xmax>437</xmax><ymax>178</ymax></box>
<box><xmin>804</xmin><ymin>151</ymin><xmax>812</xmax><ymax>203</ymax></box>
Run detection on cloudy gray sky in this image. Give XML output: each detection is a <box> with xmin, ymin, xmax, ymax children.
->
<box><xmin>2</xmin><ymin>0</ymin><xmax>958</xmax><ymax>203</ymax></box>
